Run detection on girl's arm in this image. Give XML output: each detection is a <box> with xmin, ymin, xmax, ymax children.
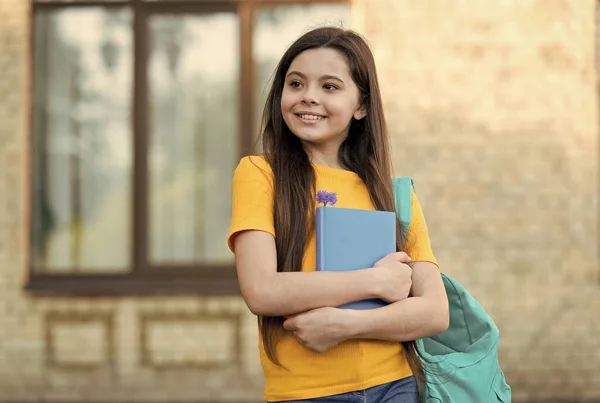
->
<box><xmin>282</xmin><ymin>261</ymin><xmax>448</xmax><ymax>352</ymax></box>
<box><xmin>234</xmin><ymin>230</ymin><xmax>412</xmax><ymax>317</ymax></box>
<box><xmin>341</xmin><ymin>261</ymin><xmax>449</xmax><ymax>341</ymax></box>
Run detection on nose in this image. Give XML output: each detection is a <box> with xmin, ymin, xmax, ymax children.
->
<box><xmin>301</xmin><ymin>88</ymin><xmax>319</xmax><ymax>105</ymax></box>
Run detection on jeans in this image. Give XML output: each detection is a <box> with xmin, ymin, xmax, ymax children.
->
<box><xmin>271</xmin><ymin>376</ymin><xmax>418</xmax><ymax>403</ymax></box>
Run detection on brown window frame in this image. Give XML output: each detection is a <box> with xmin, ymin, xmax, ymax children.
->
<box><xmin>26</xmin><ymin>0</ymin><xmax>349</xmax><ymax>296</ymax></box>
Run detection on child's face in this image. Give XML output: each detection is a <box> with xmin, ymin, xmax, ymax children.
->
<box><xmin>281</xmin><ymin>48</ymin><xmax>366</xmax><ymax>150</ymax></box>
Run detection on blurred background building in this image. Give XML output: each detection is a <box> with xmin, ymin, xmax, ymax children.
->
<box><xmin>0</xmin><ymin>0</ymin><xmax>598</xmax><ymax>401</ymax></box>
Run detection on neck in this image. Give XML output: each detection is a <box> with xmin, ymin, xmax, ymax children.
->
<box><xmin>303</xmin><ymin>142</ymin><xmax>344</xmax><ymax>170</ymax></box>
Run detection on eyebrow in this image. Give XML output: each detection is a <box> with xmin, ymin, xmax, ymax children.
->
<box><xmin>286</xmin><ymin>71</ymin><xmax>344</xmax><ymax>83</ymax></box>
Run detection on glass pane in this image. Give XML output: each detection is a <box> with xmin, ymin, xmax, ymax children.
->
<box><xmin>148</xmin><ymin>13</ymin><xmax>238</xmax><ymax>264</ymax></box>
<box><xmin>31</xmin><ymin>8</ymin><xmax>133</xmax><ymax>273</ymax></box>
<box><xmin>253</xmin><ymin>4</ymin><xmax>352</xmax><ymax>145</ymax></box>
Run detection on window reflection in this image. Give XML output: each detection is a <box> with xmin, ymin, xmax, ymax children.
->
<box><xmin>32</xmin><ymin>8</ymin><xmax>133</xmax><ymax>273</ymax></box>
<box><xmin>148</xmin><ymin>13</ymin><xmax>238</xmax><ymax>264</ymax></box>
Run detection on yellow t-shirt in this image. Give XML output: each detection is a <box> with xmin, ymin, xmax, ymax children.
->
<box><xmin>228</xmin><ymin>156</ymin><xmax>438</xmax><ymax>402</ymax></box>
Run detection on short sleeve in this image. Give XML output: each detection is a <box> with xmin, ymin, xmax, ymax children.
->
<box><xmin>227</xmin><ymin>156</ymin><xmax>275</xmax><ymax>252</ymax></box>
<box><xmin>404</xmin><ymin>190</ymin><xmax>438</xmax><ymax>267</ymax></box>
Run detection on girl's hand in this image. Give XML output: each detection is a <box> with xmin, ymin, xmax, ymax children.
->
<box><xmin>283</xmin><ymin>307</ymin><xmax>350</xmax><ymax>353</ymax></box>
<box><xmin>372</xmin><ymin>252</ymin><xmax>413</xmax><ymax>303</ymax></box>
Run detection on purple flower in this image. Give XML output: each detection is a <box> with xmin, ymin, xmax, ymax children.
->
<box><xmin>316</xmin><ymin>190</ymin><xmax>337</xmax><ymax>206</ymax></box>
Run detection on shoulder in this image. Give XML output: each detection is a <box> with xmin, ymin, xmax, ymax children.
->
<box><xmin>409</xmin><ymin>186</ymin><xmax>425</xmax><ymax>219</ymax></box>
<box><xmin>236</xmin><ymin>155</ymin><xmax>271</xmax><ymax>172</ymax></box>
<box><xmin>411</xmin><ymin>187</ymin><xmax>419</xmax><ymax>204</ymax></box>
<box><xmin>234</xmin><ymin>155</ymin><xmax>273</xmax><ymax>183</ymax></box>
<box><xmin>233</xmin><ymin>155</ymin><xmax>273</xmax><ymax>190</ymax></box>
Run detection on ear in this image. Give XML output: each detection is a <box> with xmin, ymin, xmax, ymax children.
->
<box><xmin>353</xmin><ymin>104</ymin><xmax>367</xmax><ymax>120</ymax></box>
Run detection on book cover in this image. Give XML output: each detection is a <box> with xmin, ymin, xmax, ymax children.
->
<box><xmin>316</xmin><ymin>205</ymin><xmax>396</xmax><ymax>310</ymax></box>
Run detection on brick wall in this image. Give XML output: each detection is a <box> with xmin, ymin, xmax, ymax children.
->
<box><xmin>358</xmin><ymin>0</ymin><xmax>600</xmax><ymax>401</ymax></box>
<box><xmin>0</xmin><ymin>0</ymin><xmax>598</xmax><ymax>402</ymax></box>
<box><xmin>0</xmin><ymin>0</ymin><xmax>33</xmax><ymax>398</ymax></box>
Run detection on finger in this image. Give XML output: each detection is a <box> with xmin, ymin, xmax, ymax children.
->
<box><xmin>392</xmin><ymin>252</ymin><xmax>411</xmax><ymax>262</ymax></box>
<box><xmin>283</xmin><ymin>319</ymin><xmax>296</xmax><ymax>331</ymax></box>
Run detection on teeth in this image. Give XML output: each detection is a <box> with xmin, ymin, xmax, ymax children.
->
<box><xmin>299</xmin><ymin>114</ymin><xmax>323</xmax><ymax>120</ymax></box>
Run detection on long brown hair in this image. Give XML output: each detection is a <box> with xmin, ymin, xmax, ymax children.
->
<box><xmin>258</xmin><ymin>26</ymin><xmax>424</xmax><ymax>393</ymax></box>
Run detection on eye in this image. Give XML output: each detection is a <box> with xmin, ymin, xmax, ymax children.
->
<box><xmin>289</xmin><ymin>80</ymin><xmax>302</xmax><ymax>88</ymax></box>
<box><xmin>323</xmin><ymin>83</ymin><xmax>338</xmax><ymax>91</ymax></box>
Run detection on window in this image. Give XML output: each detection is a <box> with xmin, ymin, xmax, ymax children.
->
<box><xmin>28</xmin><ymin>0</ymin><xmax>351</xmax><ymax>295</ymax></box>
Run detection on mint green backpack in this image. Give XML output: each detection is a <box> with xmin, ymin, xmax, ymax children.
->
<box><xmin>392</xmin><ymin>177</ymin><xmax>512</xmax><ymax>403</ymax></box>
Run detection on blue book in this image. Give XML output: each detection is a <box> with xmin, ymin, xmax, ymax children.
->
<box><xmin>316</xmin><ymin>206</ymin><xmax>396</xmax><ymax>310</ymax></box>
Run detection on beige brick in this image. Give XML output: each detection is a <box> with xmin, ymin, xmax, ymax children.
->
<box><xmin>146</xmin><ymin>319</ymin><xmax>235</xmax><ymax>366</ymax></box>
<box><xmin>52</xmin><ymin>322</ymin><xmax>108</xmax><ymax>366</ymax></box>
<box><xmin>0</xmin><ymin>0</ymin><xmax>598</xmax><ymax>401</ymax></box>
<box><xmin>358</xmin><ymin>0</ymin><xmax>599</xmax><ymax>399</ymax></box>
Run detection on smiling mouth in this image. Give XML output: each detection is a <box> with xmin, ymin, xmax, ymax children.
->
<box><xmin>296</xmin><ymin>114</ymin><xmax>326</xmax><ymax>121</ymax></box>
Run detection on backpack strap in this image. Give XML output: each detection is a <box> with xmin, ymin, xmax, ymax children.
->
<box><xmin>391</xmin><ymin>177</ymin><xmax>414</xmax><ymax>240</ymax></box>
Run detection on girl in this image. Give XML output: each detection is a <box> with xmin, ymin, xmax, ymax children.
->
<box><xmin>228</xmin><ymin>27</ymin><xmax>449</xmax><ymax>403</ymax></box>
